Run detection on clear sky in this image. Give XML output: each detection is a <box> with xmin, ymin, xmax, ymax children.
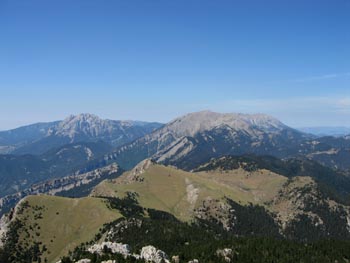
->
<box><xmin>0</xmin><ymin>0</ymin><xmax>349</xmax><ymax>130</ymax></box>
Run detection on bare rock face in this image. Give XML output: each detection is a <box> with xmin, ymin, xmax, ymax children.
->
<box><xmin>0</xmin><ymin>214</ymin><xmax>10</xmax><ymax>247</ymax></box>
<box><xmin>88</xmin><ymin>242</ymin><xmax>130</xmax><ymax>257</ymax></box>
<box><xmin>163</xmin><ymin>111</ymin><xmax>286</xmax><ymax>138</ymax></box>
<box><xmin>140</xmin><ymin>245</ymin><xmax>170</xmax><ymax>263</ymax></box>
<box><xmin>132</xmin><ymin>159</ymin><xmax>154</xmax><ymax>175</ymax></box>
<box><xmin>48</xmin><ymin>113</ymin><xmax>130</xmax><ymax>140</ymax></box>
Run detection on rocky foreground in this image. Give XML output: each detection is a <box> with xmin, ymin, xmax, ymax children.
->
<box><xmin>58</xmin><ymin>241</ymin><xmax>233</xmax><ymax>263</ymax></box>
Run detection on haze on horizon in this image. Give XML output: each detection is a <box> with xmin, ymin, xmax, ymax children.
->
<box><xmin>0</xmin><ymin>1</ymin><xmax>349</xmax><ymax>130</ymax></box>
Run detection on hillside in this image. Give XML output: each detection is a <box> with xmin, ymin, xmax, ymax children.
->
<box><xmin>3</xmin><ymin>193</ymin><xmax>350</xmax><ymax>263</ymax></box>
<box><xmin>194</xmin><ymin>155</ymin><xmax>350</xmax><ymax>202</ymax></box>
<box><xmin>0</xmin><ymin>195</ymin><xmax>122</xmax><ymax>263</ymax></box>
<box><xmin>2</xmin><ymin>157</ymin><xmax>350</xmax><ymax>262</ymax></box>
<box><xmin>92</xmin><ymin>158</ymin><xmax>350</xmax><ymax>240</ymax></box>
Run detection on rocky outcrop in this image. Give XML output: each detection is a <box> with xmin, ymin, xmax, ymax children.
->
<box><xmin>75</xmin><ymin>259</ymin><xmax>91</xmax><ymax>263</ymax></box>
<box><xmin>88</xmin><ymin>242</ymin><xmax>130</xmax><ymax>257</ymax></box>
<box><xmin>140</xmin><ymin>245</ymin><xmax>170</xmax><ymax>263</ymax></box>
<box><xmin>216</xmin><ymin>248</ymin><xmax>234</xmax><ymax>262</ymax></box>
<box><xmin>124</xmin><ymin>159</ymin><xmax>155</xmax><ymax>183</ymax></box>
<box><xmin>0</xmin><ymin>213</ymin><xmax>10</xmax><ymax>247</ymax></box>
<box><xmin>86</xmin><ymin>242</ymin><xmax>169</xmax><ymax>263</ymax></box>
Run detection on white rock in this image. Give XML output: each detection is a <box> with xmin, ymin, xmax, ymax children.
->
<box><xmin>88</xmin><ymin>242</ymin><xmax>130</xmax><ymax>257</ymax></box>
<box><xmin>216</xmin><ymin>248</ymin><xmax>233</xmax><ymax>262</ymax></box>
<box><xmin>141</xmin><ymin>245</ymin><xmax>170</xmax><ymax>263</ymax></box>
<box><xmin>75</xmin><ymin>259</ymin><xmax>91</xmax><ymax>263</ymax></box>
<box><xmin>172</xmin><ymin>255</ymin><xmax>180</xmax><ymax>263</ymax></box>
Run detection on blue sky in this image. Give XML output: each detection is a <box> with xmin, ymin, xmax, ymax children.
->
<box><xmin>0</xmin><ymin>0</ymin><xmax>349</xmax><ymax>130</ymax></box>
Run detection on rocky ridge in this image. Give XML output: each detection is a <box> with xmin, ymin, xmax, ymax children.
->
<box><xmin>0</xmin><ymin>163</ymin><xmax>120</xmax><ymax>216</ymax></box>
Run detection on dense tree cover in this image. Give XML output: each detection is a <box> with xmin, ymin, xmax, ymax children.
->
<box><xmin>60</xmin><ymin>196</ymin><xmax>350</xmax><ymax>263</ymax></box>
<box><xmin>284</xmin><ymin>194</ymin><xmax>350</xmax><ymax>241</ymax></box>
<box><xmin>225</xmin><ymin>199</ymin><xmax>281</xmax><ymax>238</ymax></box>
<box><xmin>65</xmin><ymin>214</ymin><xmax>350</xmax><ymax>263</ymax></box>
<box><xmin>0</xmin><ymin>219</ymin><xmax>47</xmax><ymax>263</ymax></box>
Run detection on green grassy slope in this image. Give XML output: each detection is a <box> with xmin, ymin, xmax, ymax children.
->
<box><xmin>92</xmin><ymin>162</ymin><xmax>288</xmax><ymax>220</ymax></box>
<box><xmin>14</xmin><ymin>195</ymin><xmax>122</xmax><ymax>262</ymax></box>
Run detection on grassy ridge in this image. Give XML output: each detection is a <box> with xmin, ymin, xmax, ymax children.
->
<box><xmin>14</xmin><ymin>195</ymin><xmax>122</xmax><ymax>262</ymax></box>
<box><xmin>92</xmin><ymin>163</ymin><xmax>287</xmax><ymax>220</ymax></box>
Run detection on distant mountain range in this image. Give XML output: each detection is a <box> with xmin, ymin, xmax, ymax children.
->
<box><xmin>0</xmin><ymin>113</ymin><xmax>163</xmax><ymax>155</ymax></box>
<box><xmin>0</xmin><ymin>141</ymin><xmax>113</xmax><ymax>197</ymax></box>
<box><xmin>298</xmin><ymin>126</ymin><xmax>350</xmax><ymax>137</ymax></box>
<box><xmin>0</xmin><ymin>114</ymin><xmax>162</xmax><ymax>197</ymax></box>
<box><xmin>3</xmin><ymin>111</ymin><xmax>350</xmax><ymax>199</ymax></box>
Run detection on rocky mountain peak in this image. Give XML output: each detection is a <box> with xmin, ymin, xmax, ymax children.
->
<box><xmin>47</xmin><ymin>114</ymin><xmax>124</xmax><ymax>139</ymax></box>
<box><xmin>163</xmin><ymin>111</ymin><xmax>287</xmax><ymax>137</ymax></box>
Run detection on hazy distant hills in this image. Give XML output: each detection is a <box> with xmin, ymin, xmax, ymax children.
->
<box><xmin>0</xmin><ymin>141</ymin><xmax>113</xmax><ymax>197</ymax></box>
<box><xmin>0</xmin><ymin>121</ymin><xmax>59</xmax><ymax>154</ymax></box>
<box><xmin>299</xmin><ymin>126</ymin><xmax>350</xmax><ymax>137</ymax></box>
<box><xmin>0</xmin><ymin>113</ymin><xmax>163</xmax><ymax>155</ymax></box>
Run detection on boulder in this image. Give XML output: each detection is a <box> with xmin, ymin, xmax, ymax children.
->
<box><xmin>216</xmin><ymin>248</ymin><xmax>233</xmax><ymax>262</ymax></box>
<box><xmin>141</xmin><ymin>245</ymin><xmax>170</xmax><ymax>263</ymax></box>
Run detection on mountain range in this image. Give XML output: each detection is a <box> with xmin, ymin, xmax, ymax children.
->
<box><xmin>105</xmin><ymin>111</ymin><xmax>311</xmax><ymax>170</ymax></box>
<box><xmin>0</xmin><ymin>113</ymin><xmax>163</xmax><ymax>155</ymax></box>
<box><xmin>2</xmin><ymin>111</ymin><xmax>350</xmax><ymax>263</ymax></box>
<box><xmin>2</xmin><ymin>111</ymin><xmax>350</xmax><ymax>198</ymax></box>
